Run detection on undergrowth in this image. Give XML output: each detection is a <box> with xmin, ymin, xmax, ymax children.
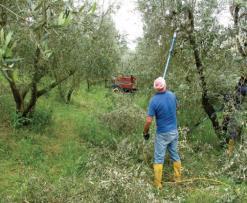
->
<box><xmin>0</xmin><ymin>86</ymin><xmax>246</xmax><ymax>202</ymax></box>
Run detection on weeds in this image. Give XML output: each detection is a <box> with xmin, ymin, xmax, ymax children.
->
<box><xmin>77</xmin><ymin>115</ymin><xmax>117</xmax><ymax>147</ymax></box>
<box><xmin>0</xmin><ymin>86</ymin><xmax>246</xmax><ymax>202</ymax></box>
<box><xmin>11</xmin><ymin>107</ymin><xmax>53</xmax><ymax>133</ymax></box>
<box><xmin>3</xmin><ymin>136</ymin><xmax>46</xmax><ymax>168</ymax></box>
<box><xmin>219</xmin><ymin>140</ymin><xmax>247</xmax><ymax>183</ymax></box>
<box><xmin>103</xmin><ymin>103</ymin><xmax>146</xmax><ymax>135</ymax></box>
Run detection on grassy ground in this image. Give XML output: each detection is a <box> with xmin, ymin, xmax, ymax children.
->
<box><xmin>0</xmin><ymin>86</ymin><xmax>246</xmax><ymax>202</ymax></box>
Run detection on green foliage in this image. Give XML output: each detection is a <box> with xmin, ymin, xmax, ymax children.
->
<box><xmin>220</xmin><ymin>138</ymin><xmax>247</xmax><ymax>182</ymax></box>
<box><xmin>184</xmin><ymin>191</ymin><xmax>218</xmax><ymax>203</ymax></box>
<box><xmin>18</xmin><ymin>176</ymin><xmax>54</xmax><ymax>203</ymax></box>
<box><xmin>89</xmin><ymin>2</ymin><xmax>97</xmax><ymax>14</ymax></box>
<box><xmin>0</xmin><ymin>86</ymin><xmax>247</xmax><ymax>202</ymax></box>
<box><xmin>9</xmin><ymin>136</ymin><xmax>45</xmax><ymax>167</ymax></box>
<box><xmin>78</xmin><ymin>115</ymin><xmax>116</xmax><ymax>147</ymax></box>
<box><xmin>0</xmin><ymin>139</ymin><xmax>11</xmax><ymax>160</ymax></box>
<box><xmin>0</xmin><ymin>1</ymin><xmax>247</xmax><ymax>202</ymax></box>
<box><xmin>134</xmin><ymin>0</ymin><xmax>246</xmax><ymax>141</ymax></box>
<box><xmin>0</xmin><ymin>29</ymin><xmax>14</xmax><ymax>60</ymax></box>
<box><xmin>0</xmin><ymin>0</ymin><xmax>120</xmax><ymax>117</ymax></box>
<box><xmin>57</xmin><ymin>141</ymin><xmax>89</xmax><ymax>176</ymax></box>
<box><xmin>0</xmin><ymin>94</ymin><xmax>14</xmax><ymax>124</ymax></box>
<box><xmin>11</xmin><ymin>107</ymin><xmax>53</xmax><ymax>132</ymax></box>
<box><xmin>102</xmin><ymin>94</ymin><xmax>146</xmax><ymax>135</ymax></box>
<box><xmin>82</xmin><ymin>15</ymin><xmax>121</xmax><ymax>86</ymax></box>
<box><xmin>11</xmin><ymin>113</ymin><xmax>30</xmax><ymax>128</ymax></box>
<box><xmin>29</xmin><ymin>108</ymin><xmax>53</xmax><ymax>133</ymax></box>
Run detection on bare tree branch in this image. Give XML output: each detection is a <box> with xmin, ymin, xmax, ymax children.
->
<box><xmin>37</xmin><ymin>70</ymin><xmax>76</xmax><ymax>97</ymax></box>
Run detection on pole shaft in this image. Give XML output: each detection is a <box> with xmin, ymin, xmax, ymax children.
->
<box><xmin>163</xmin><ymin>32</ymin><xmax>177</xmax><ymax>79</ymax></box>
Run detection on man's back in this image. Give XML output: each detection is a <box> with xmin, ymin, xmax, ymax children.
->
<box><xmin>148</xmin><ymin>90</ymin><xmax>177</xmax><ymax>133</ymax></box>
<box><xmin>143</xmin><ymin>77</ymin><xmax>182</xmax><ymax>189</ymax></box>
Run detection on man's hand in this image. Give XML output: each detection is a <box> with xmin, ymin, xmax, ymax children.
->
<box><xmin>143</xmin><ymin>116</ymin><xmax>152</xmax><ymax>141</ymax></box>
<box><xmin>143</xmin><ymin>132</ymin><xmax>150</xmax><ymax>140</ymax></box>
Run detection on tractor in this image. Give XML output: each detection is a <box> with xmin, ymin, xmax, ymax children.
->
<box><xmin>112</xmin><ymin>75</ymin><xmax>137</xmax><ymax>93</ymax></box>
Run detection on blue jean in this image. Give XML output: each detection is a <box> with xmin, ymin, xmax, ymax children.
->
<box><xmin>154</xmin><ymin>130</ymin><xmax>180</xmax><ymax>164</ymax></box>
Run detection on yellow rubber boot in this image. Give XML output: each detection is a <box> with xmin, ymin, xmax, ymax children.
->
<box><xmin>227</xmin><ymin>139</ymin><xmax>234</xmax><ymax>156</ymax></box>
<box><xmin>153</xmin><ymin>164</ymin><xmax>163</xmax><ymax>189</ymax></box>
<box><xmin>173</xmin><ymin>161</ymin><xmax>182</xmax><ymax>182</ymax></box>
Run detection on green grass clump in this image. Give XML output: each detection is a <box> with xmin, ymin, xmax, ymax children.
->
<box><xmin>77</xmin><ymin>115</ymin><xmax>117</xmax><ymax>147</ymax></box>
<box><xmin>14</xmin><ymin>137</ymin><xmax>45</xmax><ymax>166</ymax></box>
<box><xmin>53</xmin><ymin>140</ymin><xmax>89</xmax><ymax>176</ymax></box>
<box><xmin>11</xmin><ymin>107</ymin><xmax>53</xmax><ymax>133</ymax></box>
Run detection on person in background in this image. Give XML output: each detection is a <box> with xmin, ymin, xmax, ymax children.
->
<box><xmin>227</xmin><ymin>75</ymin><xmax>247</xmax><ymax>156</ymax></box>
<box><xmin>143</xmin><ymin>77</ymin><xmax>181</xmax><ymax>189</ymax></box>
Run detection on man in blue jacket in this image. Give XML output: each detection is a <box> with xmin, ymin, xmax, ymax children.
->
<box><xmin>143</xmin><ymin>77</ymin><xmax>181</xmax><ymax>189</ymax></box>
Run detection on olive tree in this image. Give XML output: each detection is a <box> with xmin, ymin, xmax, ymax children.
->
<box><xmin>136</xmin><ymin>0</ymin><xmax>246</xmax><ymax>140</ymax></box>
<box><xmin>0</xmin><ymin>0</ymin><xmax>96</xmax><ymax>117</ymax></box>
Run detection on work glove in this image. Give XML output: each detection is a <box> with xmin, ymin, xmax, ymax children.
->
<box><xmin>143</xmin><ymin>132</ymin><xmax>150</xmax><ymax>140</ymax></box>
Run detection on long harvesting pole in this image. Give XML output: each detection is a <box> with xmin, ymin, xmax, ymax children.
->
<box><xmin>163</xmin><ymin>31</ymin><xmax>177</xmax><ymax>79</ymax></box>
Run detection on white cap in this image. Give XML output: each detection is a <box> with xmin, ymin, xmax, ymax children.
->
<box><xmin>153</xmin><ymin>77</ymin><xmax>166</xmax><ymax>91</ymax></box>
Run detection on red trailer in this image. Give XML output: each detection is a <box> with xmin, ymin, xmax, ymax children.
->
<box><xmin>112</xmin><ymin>75</ymin><xmax>137</xmax><ymax>93</ymax></box>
